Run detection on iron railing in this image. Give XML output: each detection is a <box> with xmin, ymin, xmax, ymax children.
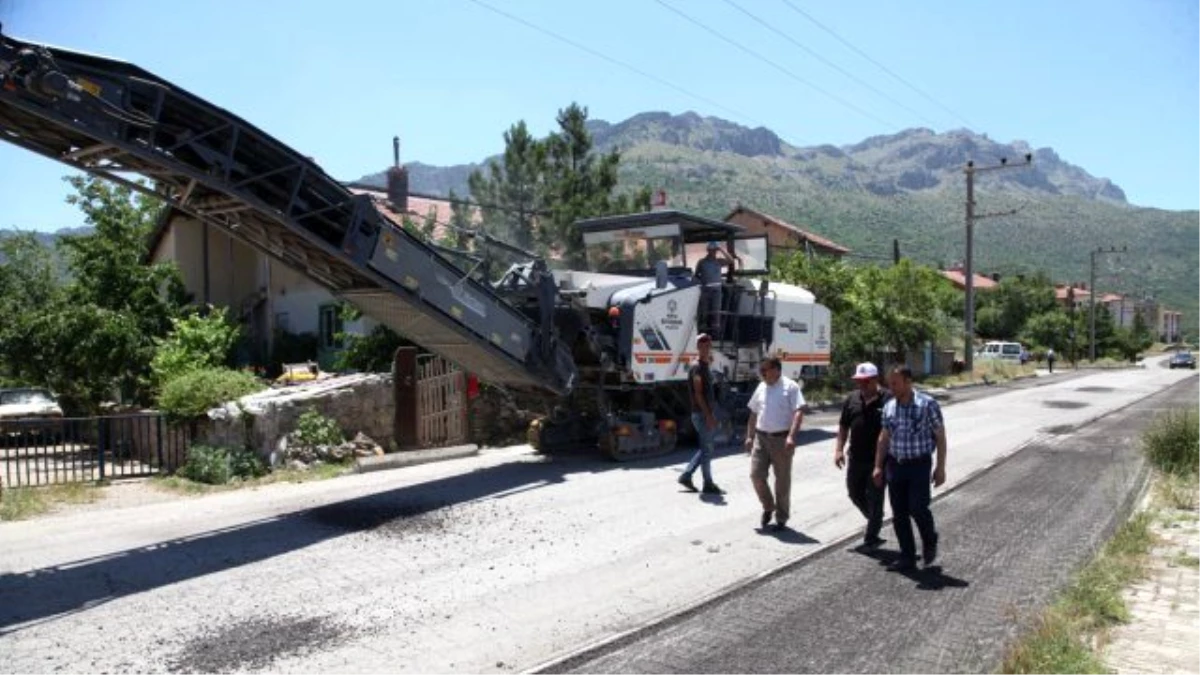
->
<box><xmin>0</xmin><ymin>413</ymin><xmax>192</xmax><ymax>488</ymax></box>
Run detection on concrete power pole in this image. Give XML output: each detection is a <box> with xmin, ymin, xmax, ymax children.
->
<box><xmin>962</xmin><ymin>154</ymin><xmax>1032</xmax><ymax>372</ymax></box>
<box><xmin>1089</xmin><ymin>245</ymin><xmax>1128</xmax><ymax>362</ymax></box>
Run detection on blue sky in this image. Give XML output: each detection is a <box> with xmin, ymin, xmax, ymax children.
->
<box><xmin>1</xmin><ymin>0</ymin><xmax>1196</xmax><ymax>233</ymax></box>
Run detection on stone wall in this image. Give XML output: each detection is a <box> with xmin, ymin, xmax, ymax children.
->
<box><xmin>467</xmin><ymin>385</ymin><xmax>549</xmax><ymax>448</ymax></box>
<box><xmin>198</xmin><ymin>374</ymin><xmax>394</xmax><ymax>463</ymax></box>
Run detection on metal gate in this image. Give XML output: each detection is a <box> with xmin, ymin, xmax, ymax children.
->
<box><xmin>1</xmin><ymin>414</ymin><xmax>191</xmax><ymax>487</ymax></box>
<box><xmin>416</xmin><ymin>354</ymin><xmax>467</xmax><ymax>447</ymax></box>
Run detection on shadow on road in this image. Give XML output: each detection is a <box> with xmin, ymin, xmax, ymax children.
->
<box><xmin>757</xmin><ymin>525</ymin><xmax>819</xmax><ymax>545</ymax></box>
<box><xmin>0</xmin><ymin>425</ymin><xmax>844</xmax><ymax>634</ymax></box>
<box><xmin>850</xmin><ymin>546</ymin><xmax>971</xmax><ymax>591</ymax></box>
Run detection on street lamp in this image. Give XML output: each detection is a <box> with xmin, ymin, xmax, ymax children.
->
<box><xmin>963</xmin><ymin>154</ymin><xmax>1032</xmax><ymax>372</ymax></box>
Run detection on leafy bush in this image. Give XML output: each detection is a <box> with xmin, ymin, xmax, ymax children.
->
<box><xmin>178</xmin><ymin>444</ymin><xmax>267</xmax><ymax>485</ymax></box>
<box><xmin>150</xmin><ymin>307</ymin><xmax>241</xmax><ymax>387</ymax></box>
<box><xmin>157</xmin><ymin>367</ymin><xmax>264</xmax><ymax>419</ymax></box>
<box><xmin>294</xmin><ymin>409</ymin><xmax>344</xmax><ymax>447</ymax></box>
<box><xmin>333</xmin><ymin>324</ymin><xmax>410</xmax><ymax>373</ymax></box>
<box><xmin>178</xmin><ymin>445</ymin><xmax>233</xmax><ymax>485</ymax></box>
<box><xmin>1142</xmin><ymin>409</ymin><xmax>1199</xmax><ymax>477</ymax></box>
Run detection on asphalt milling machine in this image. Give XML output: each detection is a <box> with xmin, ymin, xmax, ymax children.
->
<box><xmin>0</xmin><ymin>26</ymin><xmax>830</xmax><ymax>461</ymax></box>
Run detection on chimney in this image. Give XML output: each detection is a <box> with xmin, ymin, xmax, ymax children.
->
<box><xmin>387</xmin><ymin>135</ymin><xmax>408</xmax><ymax>213</ymax></box>
<box><xmin>650</xmin><ymin>189</ymin><xmax>668</xmax><ymax>211</ymax></box>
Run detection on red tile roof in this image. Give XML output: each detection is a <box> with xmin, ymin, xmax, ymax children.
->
<box><xmin>940</xmin><ymin>269</ymin><xmax>998</xmax><ymax>290</ymax></box>
<box><xmin>1054</xmin><ymin>286</ymin><xmax>1090</xmax><ymax>301</ymax></box>
<box><xmin>349</xmin><ymin>187</ymin><xmax>467</xmax><ymax>243</ymax></box>
<box><xmin>723</xmin><ymin>206</ymin><xmax>851</xmax><ymax>254</ymax></box>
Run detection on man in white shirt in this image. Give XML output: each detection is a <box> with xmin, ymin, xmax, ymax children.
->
<box><xmin>744</xmin><ymin>356</ymin><xmax>805</xmax><ymax>530</ymax></box>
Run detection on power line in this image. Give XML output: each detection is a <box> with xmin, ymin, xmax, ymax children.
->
<box><xmin>779</xmin><ymin>0</ymin><xmax>975</xmax><ymax>128</ymax></box>
<box><xmin>464</xmin><ymin>0</ymin><xmax>770</xmax><ymax>132</ymax></box>
<box><xmin>721</xmin><ymin>0</ymin><xmax>939</xmax><ymax>128</ymax></box>
<box><xmin>653</xmin><ymin>0</ymin><xmax>897</xmax><ymax>130</ymax></box>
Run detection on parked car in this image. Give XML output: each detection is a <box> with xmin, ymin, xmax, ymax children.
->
<box><xmin>1168</xmin><ymin>351</ymin><xmax>1196</xmax><ymax>369</ymax></box>
<box><xmin>0</xmin><ymin>388</ymin><xmax>65</xmax><ymax>439</ymax></box>
<box><xmin>976</xmin><ymin>341</ymin><xmax>1025</xmax><ymax>362</ymax></box>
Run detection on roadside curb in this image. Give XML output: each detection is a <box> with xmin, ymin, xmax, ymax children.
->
<box><xmin>353</xmin><ymin>444</ymin><xmax>479</xmax><ymax>473</ymax></box>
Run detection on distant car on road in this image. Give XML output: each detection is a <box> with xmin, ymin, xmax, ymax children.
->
<box><xmin>1168</xmin><ymin>351</ymin><xmax>1196</xmax><ymax>369</ymax></box>
<box><xmin>976</xmin><ymin>341</ymin><xmax>1025</xmax><ymax>362</ymax></box>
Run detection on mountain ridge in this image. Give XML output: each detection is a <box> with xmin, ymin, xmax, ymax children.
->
<box><xmin>356</xmin><ymin>111</ymin><xmax>1133</xmax><ymax>206</ymax></box>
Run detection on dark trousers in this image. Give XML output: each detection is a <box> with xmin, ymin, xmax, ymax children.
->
<box><xmin>887</xmin><ymin>457</ymin><xmax>938</xmax><ymax>561</ymax></box>
<box><xmin>846</xmin><ymin>460</ymin><xmax>884</xmax><ymax>541</ymax></box>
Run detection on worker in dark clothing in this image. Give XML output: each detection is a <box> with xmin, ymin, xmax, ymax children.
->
<box><xmin>834</xmin><ymin>362</ymin><xmax>889</xmax><ymax>551</ymax></box>
<box><xmin>695</xmin><ymin>241</ymin><xmax>732</xmax><ymax>335</ymax></box>
<box><xmin>678</xmin><ymin>333</ymin><xmax>725</xmax><ymax>495</ymax></box>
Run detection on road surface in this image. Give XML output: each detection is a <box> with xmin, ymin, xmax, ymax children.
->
<box><xmin>0</xmin><ymin>359</ymin><xmax>1191</xmax><ymax>673</ymax></box>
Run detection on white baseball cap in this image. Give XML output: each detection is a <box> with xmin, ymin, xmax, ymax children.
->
<box><xmin>851</xmin><ymin>362</ymin><xmax>879</xmax><ymax>380</ymax></box>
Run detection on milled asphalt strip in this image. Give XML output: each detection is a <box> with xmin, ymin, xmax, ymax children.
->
<box><xmin>528</xmin><ymin>374</ymin><xmax>1196</xmax><ymax>674</ymax></box>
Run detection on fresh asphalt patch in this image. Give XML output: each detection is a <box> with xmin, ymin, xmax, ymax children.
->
<box><xmin>167</xmin><ymin>614</ymin><xmax>352</xmax><ymax>673</ymax></box>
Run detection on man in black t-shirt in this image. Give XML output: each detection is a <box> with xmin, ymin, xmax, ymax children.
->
<box><xmin>678</xmin><ymin>334</ymin><xmax>725</xmax><ymax>495</ymax></box>
<box><xmin>833</xmin><ymin>362</ymin><xmax>889</xmax><ymax>550</ymax></box>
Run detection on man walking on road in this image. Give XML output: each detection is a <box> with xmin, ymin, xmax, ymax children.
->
<box><xmin>873</xmin><ymin>365</ymin><xmax>947</xmax><ymax>572</ymax></box>
<box><xmin>1046</xmin><ymin>347</ymin><xmax>1056</xmax><ymax>373</ymax></box>
<box><xmin>679</xmin><ymin>334</ymin><xmax>725</xmax><ymax>495</ymax></box>
<box><xmin>745</xmin><ymin>356</ymin><xmax>805</xmax><ymax>530</ymax></box>
<box><xmin>834</xmin><ymin>362</ymin><xmax>889</xmax><ymax>551</ymax></box>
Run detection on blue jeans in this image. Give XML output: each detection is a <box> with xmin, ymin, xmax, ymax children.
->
<box><xmin>683</xmin><ymin>412</ymin><xmax>716</xmax><ymax>486</ymax></box>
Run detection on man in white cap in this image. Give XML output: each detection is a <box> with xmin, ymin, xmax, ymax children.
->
<box><xmin>833</xmin><ymin>362</ymin><xmax>889</xmax><ymax>551</ymax></box>
<box><xmin>694</xmin><ymin>241</ymin><xmax>732</xmax><ymax>334</ymax></box>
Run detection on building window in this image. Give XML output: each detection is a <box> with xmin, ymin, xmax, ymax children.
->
<box><xmin>319</xmin><ymin>304</ymin><xmax>343</xmax><ymax>349</ymax></box>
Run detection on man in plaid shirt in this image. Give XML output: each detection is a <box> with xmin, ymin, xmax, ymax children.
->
<box><xmin>873</xmin><ymin>365</ymin><xmax>947</xmax><ymax>572</ymax></box>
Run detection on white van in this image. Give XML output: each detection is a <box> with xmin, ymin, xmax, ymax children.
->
<box><xmin>976</xmin><ymin>341</ymin><xmax>1024</xmax><ymax>362</ymax></box>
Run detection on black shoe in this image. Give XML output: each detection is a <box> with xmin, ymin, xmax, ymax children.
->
<box><xmin>887</xmin><ymin>557</ymin><xmax>917</xmax><ymax>572</ymax></box>
<box><xmin>701</xmin><ymin>483</ymin><xmax>725</xmax><ymax>495</ymax></box>
<box><xmin>923</xmin><ymin>539</ymin><xmax>938</xmax><ymax>567</ymax></box>
<box><xmin>854</xmin><ymin>536</ymin><xmax>885</xmax><ymax>553</ymax></box>
<box><xmin>678</xmin><ymin>475</ymin><xmax>698</xmax><ymax>492</ymax></box>
<box><xmin>760</xmin><ymin>511</ymin><xmax>773</xmax><ymax>529</ymax></box>
<box><xmin>772</xmin><ymin>519</ymin><xmax>788</xmax><ymax>531</ymax></box>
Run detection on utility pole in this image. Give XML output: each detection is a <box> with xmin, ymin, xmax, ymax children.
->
<box><xmin>893</xmin><ymin>238</ymin><xmax>901</xmax><ymax>264</ymax></box>
<box><xmin>962</xmin><ymin>154</ymin><xmax>1032</xmax><ymax>372</ymax></box>
<box><xmin>1089</xmin><ymin>245</ymin><xmax>1128</xmax><ymax>362</ymax></box>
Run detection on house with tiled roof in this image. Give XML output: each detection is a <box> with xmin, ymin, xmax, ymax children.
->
<box><xmin>723</xmin><ymin>205</ymin><xmax>850</xmax><ymax>259</ymax></box>
<box><xmin>939</xmin><ymin>263</ymin><xmax>999</xmax><ymax>292</ymax></box>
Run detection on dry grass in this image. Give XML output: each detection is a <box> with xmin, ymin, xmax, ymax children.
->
<box><xmin>0</xmin><ymin>482</ymin><xmax>101</xmax><ymax>521</ymax></box>
<box><xmin>1000</xmin><ymin>512</ymin><xmax>1155</xmax><ymax>673</ymax></box>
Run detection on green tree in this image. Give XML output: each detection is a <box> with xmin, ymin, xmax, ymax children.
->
<box><xmin>446</xmin><ymin>189</ymin><xmax>475</xmax><ymax>251</ymax></box>
<box><xmin>0</xmin><ymin>176</ymin><xmax>188</xmax><ymax>411</ymax></box>
<box><xmin>541</xmin><ymin>103</ymin><xmax>651</xmax><ymax>266</ymax></box>
<box><xmin>150</xmin><ymin>306</ymin><xmax>242</xmax><ymax>388</ymax></box>
<box><xmin>860</xmin><ymin>259</ymin><xmax>950</xmax><ymax>358</ymax></box>
<box><xmin>468</xmin><ymin>120</ymin><xmax>546</xmax><ymax>252</ymax></box>
<box><xmin>467</xmin><ymin>104</ymin><xmax>651</xmax><ymax>267</ymax></box>
<box><xmin>1020</xmin><ymin>310</ymin><xmax>1073</xmax><ymax>351</ymax></box>
<box><xmin>976</xmin><ymin>274</ymin><xmax>1057</xmax><ymax>340</ymax></box>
